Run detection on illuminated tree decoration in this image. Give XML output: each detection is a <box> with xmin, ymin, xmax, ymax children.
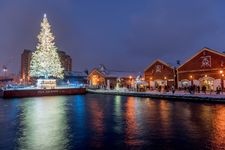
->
<box><xmin>30</xmin><ymin>14</ymin><xmax>64</xmax><ymax>79</ymax></box>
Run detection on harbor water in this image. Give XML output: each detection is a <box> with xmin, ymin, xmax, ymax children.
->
<box><xmin>0</xmin><ymin>93</ymin><xmax>225</xmax><ymax>149</ymax></box>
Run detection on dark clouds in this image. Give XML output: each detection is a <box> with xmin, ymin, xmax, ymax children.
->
<box><xmin>0</xmin><ymin>0</ymin><xmax>225</xmax><ymax>74</ymax></box>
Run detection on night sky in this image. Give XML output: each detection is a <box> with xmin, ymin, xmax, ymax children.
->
<box><xmin>1</xmin><ymin>0</ymin><xmax>225</xmax><ymax>74</ymax></box>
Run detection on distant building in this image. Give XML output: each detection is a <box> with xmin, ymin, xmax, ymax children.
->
<box><xmin>58</xmin><ymin>51</ymin><xmax>72</xmax><ymax>72</ymax></box>
<box><xmin>64</xmin><ymin>71</ymin><xmax>88</xmax><ymax>85</ymax></box>
<box><xmin>88</xmin><ymin>64</ymin><xmax>141</xmax><ymax>89</ymax></box>
<box><xmin>21</xmin><ymin>49</ymin><xmax>32</xmax><ymax>82</ymax></box>
<box><xmin>144</xmin><ymin>59</ymin><xmax>176</xmax><ymax>89</ymax></box>
<box><xmin>21</xmin><ymin>49</ymin><xmax>72</xmax><ymax>82</ymax></box>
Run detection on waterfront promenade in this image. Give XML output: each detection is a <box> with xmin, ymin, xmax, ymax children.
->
<box><xmin>87</xmin><ymin>89</ymin><xmax>225</xmax><ymax>102</ymax></box>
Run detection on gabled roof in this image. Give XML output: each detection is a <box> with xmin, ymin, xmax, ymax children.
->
<box><xmin>177</xmin><ymin>47</ymin><xmax>225</xmax><ymax>70</ymax></box>
<box><xmin>88</xmin><ymin>65</ymin><xmax>141</xmax><ymax>79</ymax></box>
<box><xmin>144</xmin><ymin>59</ymin><xmax>174</xmax><ymax>72</ymax></box>
<box><xmin>88</xmin><ymin>68</ymin><xmax>106</xmax><ymax>78</ymax></box>
<box><xmin>106</xmin><ymin>70</ymin><xmax>141</xmax><ymax>78</ymax></box>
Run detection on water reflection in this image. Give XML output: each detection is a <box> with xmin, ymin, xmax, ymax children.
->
<box><xmin>125</xmin><ymin>97</ymin><xmax>144</xmax><ymax>146</ymax></box>
<box><xmin>1</xmin><ymin>94</ymin><xmax>225</xmax><ymax>149</ymax></box>
<box><xmin>71</xmin><ymin>95</ymin><xmax>86</xmax><ymax>136</ymax></box>
<box><xmin>211</xmin><ymin>106</ymin><xmax>225</xmax><ymax>149</ymax></box>
<box><xmin>0</xmin><ymin>99</ymin><xmax>20</xmax><ymax>149</ymax></box>
<box><xmin>88</xmin><ymin>98</ymin><xmax>104</xmax><ymax>148</ymax></box>
<box><xmin>113</xmin><ymin>95</ymin><xmax>122</xmax><ymax>134</ymax></box>
<box><xmin>158</xmin><ymin>101</ymin><xmax>172</xmax><ymax>139</ymax></box>
<box><xmin>16</xmin><ymin>97</ymin><xmax>69</xmax><ymax>150</ymax></box>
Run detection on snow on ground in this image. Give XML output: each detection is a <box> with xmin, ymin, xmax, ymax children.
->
<box><xmin>89</xmin><ymin>89</ymin><xmax>225</xmax><ymax>99</ymax></box>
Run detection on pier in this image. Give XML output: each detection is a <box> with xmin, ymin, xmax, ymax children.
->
<box><xmin>87</xmin><ymin>89</ymin><xmax>225</xmax><ymax>103</ymax></box>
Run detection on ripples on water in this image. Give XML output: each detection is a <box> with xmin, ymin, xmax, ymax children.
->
<box><xmin>0</xmin><ymin>94</ymin><xmax>225</xmax><ymax>149</ymax></box>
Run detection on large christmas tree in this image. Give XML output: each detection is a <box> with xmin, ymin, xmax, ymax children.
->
<box><xmin>30</xmin><ymin>14</ymin><xmax>64</xmax><ymax>79</ymax></box>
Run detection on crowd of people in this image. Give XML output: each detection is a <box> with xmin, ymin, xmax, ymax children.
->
<box><xmin>183</xmin><ymin>85</ymin><xmax>223</xmax><ymax>95</ymax></box>
<box><xmin>152</xmin><ymin>84</ymin><xmax>223</xmax><ymax>95</ymax></box>
<box><xmin>91</xmin><ymin>82</ymin><xmax>224</xmax><ymax>95</ymax></box>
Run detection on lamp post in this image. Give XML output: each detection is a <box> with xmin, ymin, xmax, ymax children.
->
<box><xmin>190</xmin><ymin>75</ymin><xmax>193</xmax><ymax>86</ymax></box>
<box><xmin>129</xmin><ymin>75</ymin><xmax>132</xmax><ymax>89</ymax></box>
<box><xmin>222</xmin><ymin>74</ymin><xmax>224</xmax><ymax>93</ymax></box>
<box><xmin>164</xmin><ymin>76</ymin><xmax>167</xmax><ymax>92</ymax></box>
<box><xmin>219</xmin><ymin>70</ymin><xmax>224</xmax><ymax>92</ymax></box>
<box><xmin>20</xmin><ymin>78</ymin><xmax>23</xmax><ymax>85</ymax></box>
<box><xmin>3</xmin><ymin>66</ymin><xmax>7</xmax><ymax>80</ymax></box>
<box><xmin>149</xmin><ymin>77</ymin><xmax>152</xmax><ymax>90</ymax></box>
<box><xmin>164</xmin><ymin>76</ymin><xmax>167</xmax><ymax>85</ymax></box>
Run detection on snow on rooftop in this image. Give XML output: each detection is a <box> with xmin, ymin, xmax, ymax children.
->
<box><xmin>95</xmin><ymin>64</ymin><xmax>142</xmax><ymax>78</ymax></box>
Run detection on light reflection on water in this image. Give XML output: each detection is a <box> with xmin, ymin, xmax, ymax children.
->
<box><xmin>88</xmin><ymin>98</ymin><xmax>104</xmax><ymax>148</ymax></box>
<box><xmin>113</xmin><ymin>95</ymin><xmax>122</xmax><ymax>134</ymax></box>
<box><xmin>16</xmin><ymin>97</ymin><xmax>70</xmax><ymax>150</ymax></box>
<box><xmin>0</xmin><ymin>94</ymin><xmax>225</xmax><ymax>149</ymax></box>
<box><xmin>125</xmin><ymin>97</ymin><xmax>142</xmax><ymax>146</ymax></box>
<box><xmin>211</xmin><ymin>106</ymin><xmax>225</xmax><ymax>149</ymax></box>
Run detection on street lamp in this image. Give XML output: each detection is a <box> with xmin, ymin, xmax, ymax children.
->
<box><xmin>129</xmin><ymin>75</ymin><xmax>132</xmax><ymax>79</ymax></box>
<box><xmin>190</xmin><ymin>75</ymin><xmax>193</xmax><ymax>86</ymax></box>
<box><xmin>3</xmin><ymin>66</ymin><xmax>7</xmax><ymax>80</ymax></box>
<box><xmin>20</xmin><ymin>78</ymin><xmax>23</xmax><ymax>84</ymax></box>
<box><xmin>164</xmin><ymin>76</ymin><xmax>167</xmax><ymax>86</ymax></box>
<box><xmin>129</xmin><ymin>75</ymin><xmax>132</xmax><ymax>89</ymax></box>
<box><xmin>222</xmin><ymin>74</ymin><xmax>224</xmax><ymax>93</ymax></box>
<box><xmin>148</xmin><ymin>77</ymin><xmax>152</xmax><ymax>90</ymax></box>
<box><xmin>219</xmin><ymin>70</ymin><xmax>224</xmax><ymax>92</ymax></box>
<box><xmin>150</xmin><ymin>77</ymin><xmax>152</xmax><ymax>83</ymax></box>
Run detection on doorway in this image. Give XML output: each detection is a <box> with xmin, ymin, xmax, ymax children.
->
<box><xmin>199</xmin><ymin>76</ymin><xmax>214</xmax><ymax>90</ymax></box>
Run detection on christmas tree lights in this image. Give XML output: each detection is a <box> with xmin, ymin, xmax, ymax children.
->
<box><xmin>30</xmin><ymin>14</ymin><xmax>64</xmax><ymax>79</ymax></box>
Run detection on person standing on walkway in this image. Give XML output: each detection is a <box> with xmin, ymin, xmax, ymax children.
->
<box><xmin>171</xmin><ymin>85</ymin><xmax>175</xmax><ymax>94</ymax></box>
<box><xmin>197</xmin><ymin>86</ymin><xmax>200</xmax><ymax>93</ymax></box>
<box><xmin>216</xmin><ymin>85</ymin><xmax>221</xmax><ymax>94</ymax></box>
<box><xmin>210</xmin><ymin>85</ymin><xmax>214</xmax><ymax>95</ymax></box>
<box><xmin>202</xmin><ymin>85</ymin><xmax>206</xmax><ymax>94</ymax></box>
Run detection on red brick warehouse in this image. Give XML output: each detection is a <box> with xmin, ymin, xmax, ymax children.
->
<box><xmin>177</xmin><ymin>47</ymin><xmax>225</xmax><ymax>91</ymax></box>
<box><xmin>144</xmin><ymin>59</ymin><xmax>176</xmax><ymax>89</ymax></box>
